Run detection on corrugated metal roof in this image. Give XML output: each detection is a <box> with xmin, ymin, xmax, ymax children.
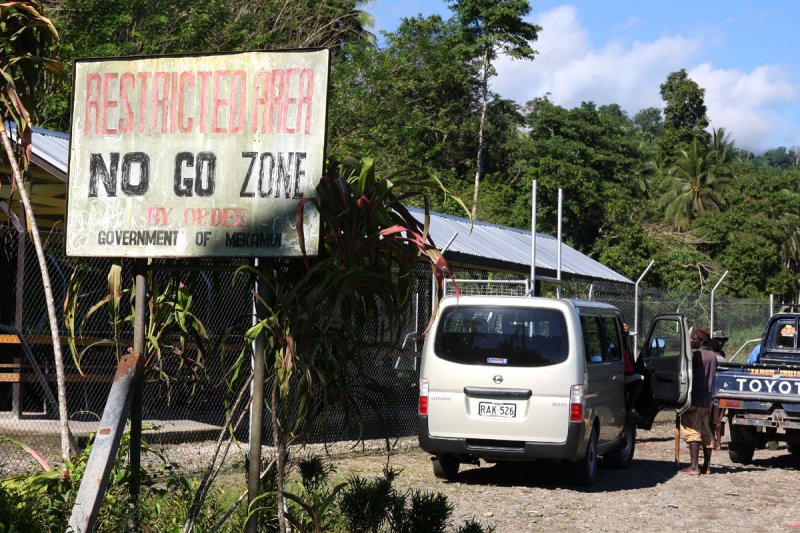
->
<box><xmin>7</xmin><ymin>122</ymin><xmax>69</xmax><ymax>180</ymax></box>
<box><xmin>30</xmin><ymin>126</ymin><xmax>69</xmax><ymax>179</ymax></box>
<box><xmin>407</xmin><ymin>207</ymin><xmax>632</xmax><ymax>284</ymax></box>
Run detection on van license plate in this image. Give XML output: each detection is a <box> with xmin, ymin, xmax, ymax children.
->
<box><xmin>478</xmin><ymin>402</ymin><xmax>516</xmax><ymax>418</ymax></box>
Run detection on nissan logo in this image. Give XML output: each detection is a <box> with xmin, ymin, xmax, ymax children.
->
<box><xmin>493</xmin><ymin>375</ymin><xmax>504</xmax><ymax>384</ymax></box>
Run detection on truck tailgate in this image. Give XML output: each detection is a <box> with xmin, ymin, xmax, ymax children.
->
<box><xmin>715</xmin><ymin>364</ymin><xmax>800</xmax><ymax>403</ymax></box>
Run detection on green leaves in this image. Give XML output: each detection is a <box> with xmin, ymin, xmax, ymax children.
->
<box><xmin>232</xmin><ymin>155</ymin><xmax>465</xmax><ymax>446</ymax></box>
<box><xmin>0</xmin><ymin>1</ymin><xmax>63</xmax><ymax>153</ymax></box>
<box><xmin>447</xmin><ymin>0</ymin><xmax>540</xmax><ymax>59</ymax></box>
<box><xmin>660</xmin><ymin>138</ymin><xmax>728</xmax><ymax>231</ymax></box>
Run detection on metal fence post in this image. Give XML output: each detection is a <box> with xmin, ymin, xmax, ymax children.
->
<box><xmin>710</xmin><ymin>270</ymin><xmax>729</xmax><ymax>334</ymax></box>
<box><xmin>128</xmin><ymin>259</ymin><xmax>147</xmax><ymax>530</ymax></box>
<box><xmin>633</xmin><ymin>261</ymin><xmax>655</xmax><ymax>358</ymax></box>
<box><xmin>247</xmin><ymin>260</ymin><xmax>269</xmax><ymax>533</ymax></box>
<box><xmin>530</xmin><ymin>179</ymin><xmax>537</xmax><ymax>295</ymax></box>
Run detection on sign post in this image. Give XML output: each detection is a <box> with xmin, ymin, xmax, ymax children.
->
<box><xmin>66</xmin><ymin>49</ymin><xmax>330</xmax><ymax>531</ymax></box>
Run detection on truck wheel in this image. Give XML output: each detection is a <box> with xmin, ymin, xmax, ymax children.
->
<box><xmin>788</xmin><ymin>442</ymin><xmax>800</xmax><ymax>456</ymax></box>
<box><xmin>432</xmin><ymin>454</ymin><xmax>459</xmax><ymax>479</ymax></box>
<box><xmin>605</xmin><ymin>422</ymin><xmax>636</xmax><ymax>468</ymax></box>
<box><xmin>572</xmin><ymin>431</ymin><xmax>598</xmax><ymax>486</ymax></box>
<box><xmin>728</xmin><ymin>443</ymin><xmax>755</xmax><ymax>464</ymax></box>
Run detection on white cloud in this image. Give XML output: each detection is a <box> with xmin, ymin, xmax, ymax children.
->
<box><xmin>689</xmin><ymin>63</ymin><xmax>798</xmax><ymax>152</ymax></box>
<box><xmin>492</xmin><ymin>5</ymin><xmax>800</xmax><ymax>153</ymax></box>
<box><xmin>493</xmin><ymin>6</ymin><xmax>701</xmax><ymax>110</ymax></box>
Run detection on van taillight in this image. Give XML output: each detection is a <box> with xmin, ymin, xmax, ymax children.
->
<box><xmin>419</xmin><ymin>378</ymin><xmax>429</xmax><ymax>415</ymax></box>
<box><xmin>569</xmin><ymin>384</ymin><xmax>584</xmax><ymax>422</ymax></box>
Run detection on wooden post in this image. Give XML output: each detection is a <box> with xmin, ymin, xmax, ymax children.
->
<box><xmin>67</xmin><ymin>353</ymin><xmax>145</xmax><ymax>532</ymax></box>
<box><xmin>674</xmin><ymin>413</ymin><xmax>681</xmax><ymax>470</ymax></box>
<box><xmin>12</xmin><ymin>204</ymin><xmax>25</xmax><ymax>418</ymax></box>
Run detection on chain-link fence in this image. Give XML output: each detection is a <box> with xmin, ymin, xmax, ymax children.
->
<box><xmin>0</xmin><ymin>225</ymin><xmax>442</xmax><ymax>473</ymax></box>
<box><xmin>0</xmin><ymin>225</ymin><xmax>258</xmax><ymax>473</ymax></box>
<box><xmin>0</xmin><ymin>224</ymin><xmax>773</xmax><ymax>473</ymax></box>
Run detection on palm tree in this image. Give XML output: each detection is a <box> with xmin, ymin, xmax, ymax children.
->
<box><xmin>709</xmin><ymin>127</ymin><xmax>736</xmax><ymax>165</ymax></box>
<box><xmin>659</xmin><ymin>138</ymin><xmax>727</xmax><ymax>231</ymax></box>
<box><xmin>0</xmin><ymin>1</ymin><xmax>72</xmax><ymax>458</ymax></box>
<box><xmin>625</xmin><ymin>142</ymin><xmax>662</xmax><ymax>199</ymax></box>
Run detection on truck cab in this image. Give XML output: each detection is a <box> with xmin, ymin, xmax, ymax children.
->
<box><xmin>714</xmin><ymin>312</ymin><xmax>800</xmax><ymax>463</ymax></box>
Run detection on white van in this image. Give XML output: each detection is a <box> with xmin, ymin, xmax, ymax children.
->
<box><xmin>417</xmin><ymin>295</ymin><xmax>692</xmax><ymax>485</ymax></box>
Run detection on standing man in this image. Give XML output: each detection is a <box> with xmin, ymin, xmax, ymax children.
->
<box><xmin>680</xmin><ymin>327</ymin><xmax>718</xmax><ymax>475</ymax></box>
<box><xmin>709</xmin><ymin>331</ymin><xmax>729</xmax><ymax>449</ymax></box>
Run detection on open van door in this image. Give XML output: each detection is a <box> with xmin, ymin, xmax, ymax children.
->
<box><xmin>633</xmin><ymin>314</ymin><xmax>692</xmax><ymax>429</ymax></box>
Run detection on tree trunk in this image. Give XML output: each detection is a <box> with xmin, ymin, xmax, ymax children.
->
<box><xmin>471</xmin><ymin>47</ymin><xmax>491</xmax><ymax>220</ymax></box>
<box><xmin>0</xmin><ymin>198</ymin><xmax>25</xmax><ymax>232</ymax></box>
<box><xmin>0</xmin><ymin>124</ymin><xmax>74</xmax><ymax>459</ymax></box>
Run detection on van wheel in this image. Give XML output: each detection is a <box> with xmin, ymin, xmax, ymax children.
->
<box><xmin>432</xmin><ymin>454</ymin><xmax>460</xmax><ymax>479</ymax></box>
<box><xmin>605</xmin><ymin>422</ymin><xmax>636</xmax><ymax>468</ymax></box>
<box><xmin>572</xmin><ymin>431</ymin><xmax>598</xmax><ymax>486</ymax></box>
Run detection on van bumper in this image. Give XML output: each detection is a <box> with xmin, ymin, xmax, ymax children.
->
<box><xmin>417</xmin><ymin>416</ymin><xmax>587</xmax><ymax>461</ymax></box>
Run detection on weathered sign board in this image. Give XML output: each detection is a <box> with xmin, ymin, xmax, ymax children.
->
<box><xmin>66</xmin><ymin>49</ymin><xmax>329</xmax><ymax>258</ymax></box>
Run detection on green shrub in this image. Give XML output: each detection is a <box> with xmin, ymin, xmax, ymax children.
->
<box><xmin>0</xmin><ymin>431</ymin><xmax>229</xmax><ymax>532</ymax></box>
<box><xmin>338</xmin><ymin>463</ymin><xmax>493</xmax><ymax>533</ymax></box>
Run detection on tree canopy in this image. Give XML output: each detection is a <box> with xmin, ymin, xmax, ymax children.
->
<box><xmin>27</xmin><ymin>1</ymin><xmax>800</xmax><ymax>301</ymax></box>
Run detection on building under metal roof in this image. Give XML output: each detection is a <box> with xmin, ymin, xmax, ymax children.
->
<box><xmin>0</xmin><ymin>124</ymin><xmax>69</xmax><ymax>229</ymax></box>
<box><xmin>407</xmin><ymin>207</ymin><xmax>632</xmax><ymax>284</ymax></box>
<box><xmin>0</xmin><ymin>126</ymin><xmax>631</xmax><ymax>284</ymax></box>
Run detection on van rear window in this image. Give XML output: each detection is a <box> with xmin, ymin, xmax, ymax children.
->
<box><xmin>434</xmin><ymin>306</ymin><xmax>569</xmax><ymax>367</ymax></box>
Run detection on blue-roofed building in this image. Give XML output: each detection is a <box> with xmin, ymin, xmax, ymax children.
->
<box><xmin>406</xmin><ymin>207</ymin><xmax>631</xmax><ymax>285</ymax></box>
<box><xmin>0</xmin><ymin>123</ymin><xmax>69</xmax><ymax>230</ymax></box>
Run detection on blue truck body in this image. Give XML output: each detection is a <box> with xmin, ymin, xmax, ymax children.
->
<box><xmin>713</xmin><ymin>313</ymin><xmax>800</xmax><ymax>464</ymax></box>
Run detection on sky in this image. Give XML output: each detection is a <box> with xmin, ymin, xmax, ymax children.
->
<box><xmin>365</xmin><ymin>0</ymin><xmax>800</xmax><ymax>154</ymax></box>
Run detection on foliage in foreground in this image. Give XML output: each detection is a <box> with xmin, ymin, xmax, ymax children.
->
<box><xmin>249</xmin><ymin>454</ymin><xmax>495</xmax><ymax>533</ymax></box>
<box><xmin>1</xmin><ymin>436</ymin><xmax>495</xmax><ymax>533</ymax></box>
<box><xmin>0</xmin><ymin>431</ymin><xmax>229</xmax><ymax>532</ymax></box>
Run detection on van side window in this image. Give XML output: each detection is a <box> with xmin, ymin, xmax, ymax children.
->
<box><xmin>601</xmin><ymin>317</ymin><xmax>622</xmax><ymax>362</ymax></box>
<box><xmin>580</xmin><ymin>315</ymin><xmax>605</xmax><ymax>364</ymax></box>
<box><xmin>645</xmin><ymin>319</ymin><xmax>682</xmax><ymax>358</ymax></box>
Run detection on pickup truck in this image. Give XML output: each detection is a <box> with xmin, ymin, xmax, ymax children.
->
<box><xmin>713</xmin><ymin>312</ymin><xmax>800</xmax><ymax>464</ymax></box>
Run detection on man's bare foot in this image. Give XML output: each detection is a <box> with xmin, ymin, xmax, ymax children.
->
<box><xmin>679</xmin><ymin>467</ymin><xmax>701</xmax><ymax>475</ymax></box>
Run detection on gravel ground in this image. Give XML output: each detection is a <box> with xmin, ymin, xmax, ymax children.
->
<box><xmin>154</xmin><ymin>415</ymin><xmax>800</xmax><ymax>533</ymax></box>
<box><xmin>5</xmin><ymin>416</ymin><xmax>799</xmax><ymax>532</ymax></box>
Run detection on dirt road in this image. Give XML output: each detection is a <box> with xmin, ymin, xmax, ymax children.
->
<box><xmin>333</xmin><ymin>419</ymin><xmax>800</xmax><ymax>532</ymax></box>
